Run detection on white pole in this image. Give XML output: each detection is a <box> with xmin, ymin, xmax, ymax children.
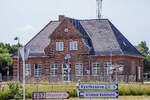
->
<box><xmin>22</xmin><ymin>46</ymin><xmax>26</xmax><ymax>100</ymax></box>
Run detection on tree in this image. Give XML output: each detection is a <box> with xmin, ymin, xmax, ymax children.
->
<box><xmin>0</xmin><ymin>42</ymin><xmax>18</xmax><ymax>77</ymax></box>
<box><xmin>136</xmin><ymin>41</ymin><xmax>149</xmax><ymax>56</ymax></box>
<box><xmin>136</xmin><ymin>41</ymin><xmax>150</xmax><ymax>73</ymax></box>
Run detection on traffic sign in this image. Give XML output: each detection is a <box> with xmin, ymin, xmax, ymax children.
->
<box><xmin>32</xmin><ymin>91</ymin><xmax>70</xmax><ymax>99</ymax></box>
<box><xmin>110</xmin><ymin>65</ymin><xmax>124</xmax><ymax>73</ymax></box>
<box><xmin>79</xmin><ymin>91</ymin><xmax>118</xmax><ymax>98</ymax></box>
<box><xmin>78</xmin><ymin>83</ymin><xmax>118</xmax><ymax>91</ymax></box>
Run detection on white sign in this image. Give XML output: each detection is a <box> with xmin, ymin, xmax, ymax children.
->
<box><xmin>78</xmin><ymin>83</ymin><xmax>118</xmax><ymax>91</ymax></box>
<box><xmin>32</xmin><ymin>92</ymin><xmax>70</xmax><ymax>99</ymax></box>
<box><xmin>65</xmin><ymin>53</ymin><xmax>71</xmax><ymax>59</ymax></box>
<box><xmin>110</xmin><ymin>65</ymin><xmax>124</xmax><ymax>73</ymax></box>
<box><xmin>79</xmin><ymin>91</ymin><xmax>118</xmax><ymax>98</ymax></box>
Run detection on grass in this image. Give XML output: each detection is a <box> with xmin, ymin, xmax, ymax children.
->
<box><xmin>1</xmin><ymin>81</ymin><xmax>150</xmax><ymax>99</ymax></box>
<box><xmin>10</xmin><ymin>96</ymin><xmax>150</xmax><ymax>100</ymax></box>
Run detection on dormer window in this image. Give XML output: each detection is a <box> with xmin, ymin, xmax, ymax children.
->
<box><xmin>70</xmin><ymin>41</ymin><xmax>78</xmax><ymax>50</ymax></box>
<box><xmin>56</xmin><ymin>42</ymin><xmax>64</xmax><ymax>51</ymax></box>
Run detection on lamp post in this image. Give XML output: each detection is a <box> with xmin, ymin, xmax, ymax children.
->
<box><xmin>20</xmin><ymin>46</ymin><xmax>30</xmax><ymax>100</ymax></box>
<box><xmin>14</xmin><ymin>37</ymin><xmax>20</xmax><ymax>82</ymax></box>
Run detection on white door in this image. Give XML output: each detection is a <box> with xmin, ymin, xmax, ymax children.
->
<box><xmin>62</xmin><ymin>64</ymin><xmax>71</xmax><ymax>81</ymax></box>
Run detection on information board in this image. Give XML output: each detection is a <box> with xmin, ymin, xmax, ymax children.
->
<box><xmin>78</xmin><ymin>83</ymin><xmax>118</xmax><ymax>91</ymax></box>
<box><xmin>79</xmin><ymin>91</ymin><xmax>118</xmax><ymax>98</ymax></box>
<box><xmin>32</xmin><ymin>91</ymin><xmax>70</xmax><ymax>99</ymax></box>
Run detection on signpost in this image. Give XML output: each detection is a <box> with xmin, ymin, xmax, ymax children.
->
<box><xmin>32</xmin><ymin>91</ymin><xmax>70</xmax><ymax>99</ymax></box>
<box><xmin>20</xmin><ymin>46</ymin><xmax>30</xmax><ymax>100</ymax></box>
<box><xmin>78</xmin><ymin>83</ymin><xmax>118</xmax><ymax>99</ymax></box>
<box><xmin>79</xmin><ymin>91</ymin><xmax>118</xmax><ymax>98</ymax></box>
<box><xmin>78</xmin><ymin>83</ymin><xmax>118</xmax><ymax>91</ymax></box>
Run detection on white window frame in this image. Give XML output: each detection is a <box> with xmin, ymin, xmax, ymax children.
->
<box><xmin>25</xmin><ymin>64</ymin><xmax>31</xmax><ymax>76</ymax></box>
<box><xmin>92</xmin><ymin>62</ymin><xmax>100</xmax><ymax>76</ymax></box>
<box><xmin>50</xmin><ymin>64</ymin><xmax>58</xmax><ymax>76</ymax></box>
<box><xmin>138</xmin><ymin>66</ymin><xmax>141</xmax><ymax>80</ymax></box>
<box><xmin>75</xmin><ymin>63</ymin><xmax>83</xmax><ymax>76</ymax></box>
<box><xmin>104</xmin><ymin>62</ymin><xmax>111</xmax><ymax>76</ymax></box>
<box><xmin>70</xmin><ymin>41</ymin><xmax>78</xmax><ymax>50</ymax></box>
<box><xmin>56</xmin><ymin>42</ymin><xmax>64</xmax><ymax>51</ymax></box>
<box><xmin>34</xmin><ymin>64</ymin><xmax>42</xmax><ymax>77</ymax></box>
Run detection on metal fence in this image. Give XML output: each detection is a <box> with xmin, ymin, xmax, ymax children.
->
<box><xmin>1</xmin><ymin>74</ymin><xmax>137</xmax><ymax>83</ymax></box>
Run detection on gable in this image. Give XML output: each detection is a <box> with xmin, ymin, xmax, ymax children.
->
<box><xmin>50</xmin><ymin>19</ymin><xmax>83</xmax><ymax>39</ymax></box>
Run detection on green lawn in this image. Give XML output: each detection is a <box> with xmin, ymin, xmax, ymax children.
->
<box><xmin>11</xmin><ymin>96</ymin><xmax>150</xmax><ymax>100</ymax></box>
<box><xmin>2</xmin><ymin>82</ymin><xmax>150</xmax><ymax>100</ymax></box>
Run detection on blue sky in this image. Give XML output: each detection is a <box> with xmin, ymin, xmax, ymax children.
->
<box><xmin>0</xmin><ymin>0</ymin><xmax>150</xmax><ymax>48</ymax></box>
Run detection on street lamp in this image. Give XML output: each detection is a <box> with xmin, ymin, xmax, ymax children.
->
<box><xmin>14</xmin><ymin>37</ymin><xmax>20</xmax><ymax>81</ymax></box>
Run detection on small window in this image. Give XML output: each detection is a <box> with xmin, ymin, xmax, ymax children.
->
<box><xmin>50</xmin><ymin>64</ymin><xmax>58</xmax><ymax>76</ymax></box>
<box><xmin>70</xmin><ymin>41</ymin><xmax>78</xmax><ymax>50</ymax></box>
<box><xmin>92</xmin><ymin>63</ymin><xmax>100</xmax><ymax>75</ymax></box>
<box><xmin>34</xmin><ymin>64</ymin><xmax>42</xmax><ymax>77</ymax></box>
<box><xmin>104</xmin><ymin>62</ymin><xmax>111</xmax><ymax>76</ymax></box>
<box><xmin>56</xmin><ymin>42</ymin><xmax>64</xmax><ymax>51</ymax></box>
<box><xmin>75</xmin><ymin>63</ymin><xmax>83</xmax><ymax>76</ymax></box>
<box><xmin>25</xmin><ymin>64</ymin><xmax>31</xmax><ymax>76</ymax></box>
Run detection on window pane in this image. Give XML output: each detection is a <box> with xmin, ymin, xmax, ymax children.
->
<box><xmin>70</xmin><ymin>41</ymin><xmax>78</xmax><ymax>50</ymax></box>
<box><xmin>25</xmin><ymin>64</ymin><xmax>31</xmax><ymax>76</ymax></box>
<box><xmin>50</xmin><ymin>64</ymin><xmax>58</xmax><ymax>76</ymax></box>
<box><xmin>56</xmin><ymin>42</ymin><xmax>64</xmax><ymax>51</ymax></box>
<box><xmin>70</xmin><ymin>42</ymin><xmax>73</xmax><ymax>50</ymax></box>
<box><xmin>56</xmin><ymin>42</ymin><xmax>59</xmax><ymax>51</ymax></box>
<box><xmin>104</xmin><ymin>62</ymin><xmax>111</xmax><ymax>75</ymax></box>
<box><xmin>75</xmin><ymin>63</ymin><xmax>83</xmax><ymax>76</ymax></box>
<box><xmin>74</xmin><ymin>41</ymin><xmax>78</xmax><ymax>50</ymax></box>
<box><xmin>34</xmin><ymin>64</ymin><xmax>42</xmax><ymax>77</ymax></box>
<box><xmin>92</xmin><ymin>63</ymin><xmax>100</xmax><ymax>75</ymax></box>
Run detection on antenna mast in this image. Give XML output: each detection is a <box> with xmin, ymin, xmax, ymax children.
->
<box><xmin>96</xmin><ymin>0</ymin><xmax>103</xmax><ymax>19</ymax></box>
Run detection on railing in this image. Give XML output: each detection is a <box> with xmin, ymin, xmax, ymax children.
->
<box><xmin>0</xmin><ymin>74</ymin><xmax>137</xmax><ymax>83</ymax></box>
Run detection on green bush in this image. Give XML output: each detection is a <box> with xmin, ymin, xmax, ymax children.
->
<box><xmin>70</xmin><ymin>89</ymin><xmax>78</xmax><ymax>97</ymax></box>
<box><xmin>7</xmin><ymin>82</ymin><xmax>22</xmax><ymax>99</ymax></box>
<box><xmin>0</xmin><ymin>91</ymin><xmax>9</xmax><ymax>100</ymax></box>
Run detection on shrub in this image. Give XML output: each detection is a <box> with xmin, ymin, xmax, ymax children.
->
<box><xmin>70</xmin><ymin>89</ymin><xmax>78</xmax><ymax>97</ymax></box>
<box><xmin>0</xmin><ymin>91</ymin><xmax>9</xmax><ymax>100</ymax></box>
<box><xmin>7</xmin><ymin>82</ymin><xmax>22</xmax><ymax>99</ymax></box>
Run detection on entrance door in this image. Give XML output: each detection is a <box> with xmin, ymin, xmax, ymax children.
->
<box><xmin>62</xmin><ymin>64</ymin><xmax>71</xmax><ymax>81</ymax></box>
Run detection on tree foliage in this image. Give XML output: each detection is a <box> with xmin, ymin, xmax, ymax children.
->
<box><xmin>0</xmin><ymin>42</ymin><xmax>19</xmax><ymax>76</ymax></box>
<box><xmin>136</xmin><ymin>41</ymin><xmax>150</xmax><ymax>73</ymax></box>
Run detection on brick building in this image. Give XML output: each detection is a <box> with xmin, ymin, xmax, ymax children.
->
<box><xmin>12</xmin><ymin>15</ymin><xmax>144</xmax><ymax>82</ymax></box>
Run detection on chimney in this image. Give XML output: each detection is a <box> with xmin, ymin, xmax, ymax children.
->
<box><xmin>59</xmin><ymin>15</ymin><xmax>65</xmax><ymax>21</ymax></box>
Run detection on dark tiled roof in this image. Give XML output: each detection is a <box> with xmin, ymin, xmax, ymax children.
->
<box><xmin>108</xmin><ymin>21</ymin><xmax>143</xmax><ymax>57</ymax></box>
<box><xmin>25</xmin><ymin>21</ymin><xmax>61</xmax><ymax>54</ymax></box>
<box><xmin>80</xmin><ymin>19</ymin><xmax>144</xmax><ymax>58</ymax></box>
<box><xmin>12</xmin><ymin>17</ymin><xmax>144</xmax><ymax>58</ymax></box>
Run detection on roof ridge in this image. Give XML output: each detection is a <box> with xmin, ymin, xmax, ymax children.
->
<box><xmin>107</xmin><ymin>20</ymin><xmax>124</xmax><ymax>55</ymax></box>
<box><xmin>65</xmin><ymin>17</ymin><xmax>109</xmax><ymax>21</ymax></box>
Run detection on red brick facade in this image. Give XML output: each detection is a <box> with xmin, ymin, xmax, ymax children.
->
<box><xmin>13</xmin><ymin>16</ymin><xmax>144</xmax><ymax>82</ymax></box>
